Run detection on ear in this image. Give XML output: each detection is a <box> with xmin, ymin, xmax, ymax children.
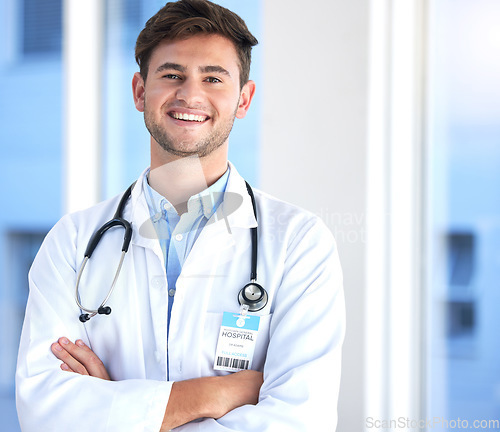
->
<box><xmin>132</xmin><ymin>72</ymin><xmax>146</xmax><ymax>112</ymax></box>
<box><xmin>235</xmin><ymin>80</ymin><xmax>256</xmax><ymax>119</ymax></box>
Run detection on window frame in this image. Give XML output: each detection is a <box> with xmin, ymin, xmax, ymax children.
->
<box><xmin>63</xmin><ymin>0</ymin><xmax>104</xmax><ymax>213</ymax></box>
<box><xmin>364</xmin><ymin>0</ymin><xmax>428</xmax><ymax>428</ymax></box>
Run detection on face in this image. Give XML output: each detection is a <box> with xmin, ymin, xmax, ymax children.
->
<box><xmin>132</xmin><ymin>34</ymin><xmax>255</xmax><ymax>160</ymax></box>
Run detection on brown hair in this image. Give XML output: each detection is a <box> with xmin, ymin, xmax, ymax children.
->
<box><xmin>135</xmin><ymin>0</ymin><xmax>258</xmax><ymax>88</ymax></box>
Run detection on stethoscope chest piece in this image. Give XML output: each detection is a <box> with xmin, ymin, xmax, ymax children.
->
<box><xmin>238</xmin><ymin>282</ymin><xmax>268</xmax><ymax>312</ymax></box>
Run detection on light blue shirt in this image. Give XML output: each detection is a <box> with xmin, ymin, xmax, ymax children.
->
<box><xmin>143</xmin><ymin>167</ymin><xmax>230</xmax><ymax>342</ymax></box>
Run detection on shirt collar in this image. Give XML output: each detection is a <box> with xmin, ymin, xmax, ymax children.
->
<box><xmin>143</xmin><ymin>166</ymin><xmax>230</xmax><ymax>221</ymax></box>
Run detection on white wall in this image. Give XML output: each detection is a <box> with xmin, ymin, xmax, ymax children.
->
<box><xmin>260</xmin><ymin>1</ymin><xmax>370</xmax><ymax>430</ymax></box>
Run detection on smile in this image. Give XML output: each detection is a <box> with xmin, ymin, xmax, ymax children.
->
<box><xmin>169</xmin><ymin>112</ymin><xmax>209</xmax><ymax>122</ymax></box>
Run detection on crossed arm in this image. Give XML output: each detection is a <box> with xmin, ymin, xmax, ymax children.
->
<box><xmin>51</xmin><ymin>338</ymin><xmax>263</xmax><ymax>431</ymax></box>
<box><xmin>19</xmin><ymin>214</ymin><xmax>344</xmax><ymax>431</ymax></box>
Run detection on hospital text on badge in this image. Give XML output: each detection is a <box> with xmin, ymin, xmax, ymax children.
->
<box><xmin>213</xmin><ymin>311</ymin><xmax>260</xmax><ymax>372</ymax></box>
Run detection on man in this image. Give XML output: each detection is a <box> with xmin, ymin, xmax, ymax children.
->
<box><xmin>16</xmin><ymin>1</ymin><xmax>345</xmax><ymax>430</ymax></box>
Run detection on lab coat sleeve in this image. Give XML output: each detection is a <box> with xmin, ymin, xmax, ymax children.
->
<box><xmin>15</xmin><ymin>214</ymin><xmax>172</xmax><ymax>432</ymax></box>
<box><xmin>179</xmin><ymin>216</ymin><xmax>346</xmax><ymax>431</ymax></box>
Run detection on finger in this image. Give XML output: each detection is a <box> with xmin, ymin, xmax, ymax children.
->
<box><xmin>73</xmin><ymin>339</ymin><xmax>111</xmax><ymax>380</ymax></box>
<box><xmin>60</xmin><ymin>363</ymin><xmax>75</xmax><ymax>373</ymax></box>
<box><xmin>57</xmin><ymin>338</ymin><xmax>110</xmax><ymax>380</ymax></box>
<box><xmin>51</xmin><ymin>342</ymin><xmax>89</xmax><ymax>376</ymax></box>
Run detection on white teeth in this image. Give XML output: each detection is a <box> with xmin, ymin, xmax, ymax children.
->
<box><xmin>172</xmin><ymin>112</ymin><xmax>206</xmax><ymax>122</ymax></box>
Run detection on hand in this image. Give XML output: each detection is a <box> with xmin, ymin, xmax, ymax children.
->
<box><xmin>51</xmin><ymin>337</ymin><xmax>110</xmax><ymax>380</ymax></box>
<box><xmin>213</xmin><ymin>370</ymin><xmax>263</xmax><ymax>418</ymax></box>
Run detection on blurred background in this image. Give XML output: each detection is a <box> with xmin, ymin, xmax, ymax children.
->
<box><xmin>0</xmin><ymin>0</ymin><xmax>499</xmax><ymax>431</ymax></box>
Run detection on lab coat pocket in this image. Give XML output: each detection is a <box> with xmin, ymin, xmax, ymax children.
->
<box><xmin>201</xmin><ymin>312</ymin><xmax>273</xmax><ymax>376</ymax></box>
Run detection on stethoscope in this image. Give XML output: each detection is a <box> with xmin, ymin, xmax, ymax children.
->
<box><xmin>75</xmin><ymin>181</ymin><xmax>268</xmax><ymax>322</ymax></box>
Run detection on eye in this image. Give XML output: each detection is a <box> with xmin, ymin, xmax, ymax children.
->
<box><xmin>163</xmin><ymin>74</ymin><xmax>181</xmax><ymax>80</ymax></box>
<box><xmin>205</xmin><ymin>77</ymin><xmax>222</xmax><ymax>84</ymax></box>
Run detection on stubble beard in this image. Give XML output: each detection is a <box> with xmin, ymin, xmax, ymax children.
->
<box><xmin>144</xmin><ymin>102</ymin><xmax>239</xmax><ymax>158</ymax></box>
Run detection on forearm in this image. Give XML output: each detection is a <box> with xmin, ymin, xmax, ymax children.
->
<box><xmin>49</xmin><ymin>337</ymin><xmax>263</xmax><ymax>431</ymax></box>
<box><xmin>171</xmin><ymin>349</ymin><xmax>343</xmax><ymax>431</ymax></box>
<box><xmin>161</xmin><ymin>371</ymin><xmax>263</xmax><ymax>431</ymax></box>
<box><xmin>161</xmin><ymin>376</ymin><xmax>218</xmax><ymax>430</ymax></box>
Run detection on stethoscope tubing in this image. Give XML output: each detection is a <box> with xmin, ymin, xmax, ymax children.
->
<box><xmin>245</xmin><ymin>181</ymin><xmax>258</xmax><ymax>282</ymax></box>
<box><xmin>75</xmin><ymin>251</ymin><xmax>126</xmax><ymax>319</ymax></box>
<box><xmin>75</xmin><ymin>180</ymin><xmax>268</xmax><ymax>321</ymax></box>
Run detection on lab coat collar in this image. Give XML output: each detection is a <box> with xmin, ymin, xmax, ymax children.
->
<box><xmin>128</xmin><ymin>168</ymin><xmax>163</xmax><ymax>254</ymax></box>
<box><xmin>126</xmin><ymin>162</ymin><xmax>257</xmax><ymax>251</ymax></box>
<box><xmin>218</xmin><ymin>161</ymin><xmax>258</xmax><ymax>230</ymax></box>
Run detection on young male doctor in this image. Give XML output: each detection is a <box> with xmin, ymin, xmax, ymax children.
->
<box><xmin>16</xmin><ymin>1</ymin><xmax>345</xmax><ymax>430</ymax></box>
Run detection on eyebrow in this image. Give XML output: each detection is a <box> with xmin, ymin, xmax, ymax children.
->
<box><xmin>155</xmin><ymin>62</ymin><xmax>232</xmax><ymax>78</ymax></box>
<box><xmin>155</xmin><ymin>62</ymin><xmax>186</xmax><ymax>74</ymax></box>
<box><xmin>199</xmin><ymin>65</ymin><xmax>232</xmax><ymax>78</ymax></box>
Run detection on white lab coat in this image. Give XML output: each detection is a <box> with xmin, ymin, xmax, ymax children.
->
<box><xmin>16</xmin><ymin>163</ymin><xmax>345</xmax><ymax>432</ymax></box>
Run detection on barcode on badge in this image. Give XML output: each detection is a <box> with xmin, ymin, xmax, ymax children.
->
<box><xmin>216</xmin><ymin>356</ymin><xmax>249</xmax><ymax>370</ymax></box>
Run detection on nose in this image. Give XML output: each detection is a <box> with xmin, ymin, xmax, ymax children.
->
<box><xmin>175</xmin><ymin>78</ymin><xmax>204</xmax><ymax>106</ymax></box>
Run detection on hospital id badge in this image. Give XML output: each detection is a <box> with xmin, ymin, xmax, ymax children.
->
<box><xmin>214</xmin><ymin>307</ymin><xmax>260</xmax><ymax>372</ymax></box>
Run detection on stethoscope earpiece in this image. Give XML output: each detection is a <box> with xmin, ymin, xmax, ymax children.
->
<box><xmin>98</xmin><ymin>306</ymin><xmax>112</xmax><ymax>315</ymax></box>
<box><xmin>78</xmin><ymin>306</ymin><xmax>111</xmax><ymax>323</ymax></box>
<box><xmin>79</xmin><ymin>313</ymin><xmax>91</xmax><ymax>323</ymax></box>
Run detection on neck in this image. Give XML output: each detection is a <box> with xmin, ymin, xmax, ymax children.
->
<box><xmin>149</xmin><ymin>145</ymin><xmax>228</xmax><ymax>214</ymax></box>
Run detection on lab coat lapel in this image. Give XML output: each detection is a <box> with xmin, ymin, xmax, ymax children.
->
<box><xmin>125</xmin><ymin>165</ymin><xmax>256</xmax><ymax>256</ymax></box>
<box><xmin>180</xmin><ymin>163</ymin><xmax>258</xmax><ymax>279</ymax></box>
<box><xmin>122</xmin><ymin>165</ymin><xmax>258</xmax><ymax>287</ymax></box>
<box><xmin>224</xmin><ymin>162</ymin><xmax>258</xmax><ymax>230</ymax></box>
<box><xmin>126</xmin><ymin>170</ymin><xmax>164</xmax><ymax>258</ymax></box>
<box><xmin>124</xmin><ymin>170</ymin><xmax>168</xmax><ymax>375</ymax></box>
<box><xmin>180</xmin><ymin>209</ymin><xmax>236</xmax><ymax>279</ymax></box>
